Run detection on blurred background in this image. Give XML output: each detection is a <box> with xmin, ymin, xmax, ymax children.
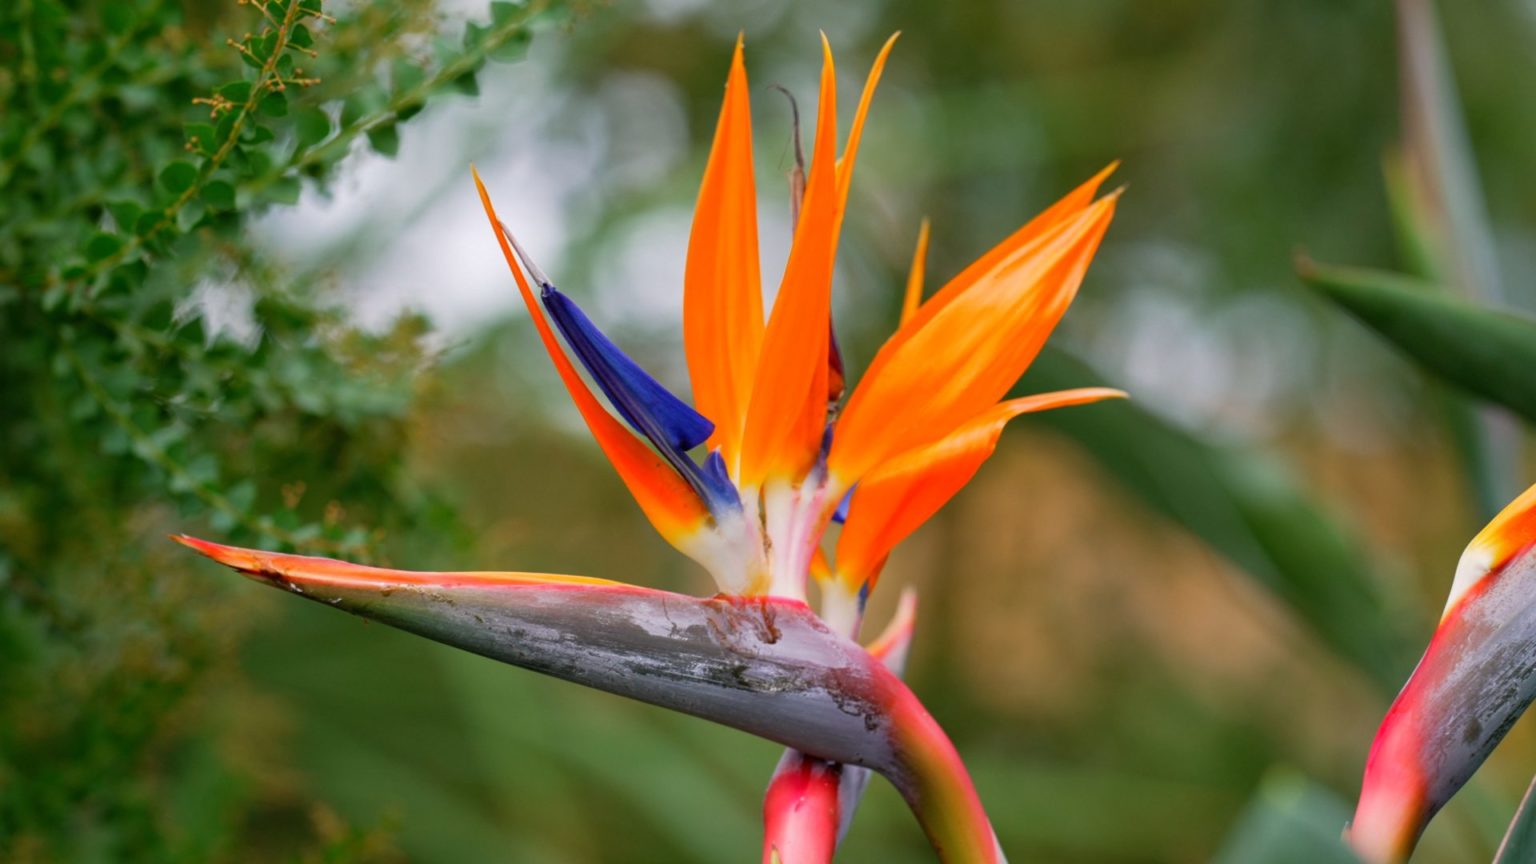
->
<box><xmin>5</xmin><ymin>0</ymin><xmax>1536</xmax><ymax>860</ymax></box>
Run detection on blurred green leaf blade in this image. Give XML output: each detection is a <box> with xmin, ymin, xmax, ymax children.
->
<box><xmin>1019</xmin><ymin>347</ymin><xmax>1417</xmax><ymax>689</ymax></box>
<box><xmin>1495</xmin><ymin>775</ymin><xmax>1536</xmax><ymax>864</ymax></box>
<box><xmin>1214</xmin><ymin>771</ymin><xmax>1360</xmax><ymax>864</ymax></box>
<box><xmin>1302</xmin><ymin>258</ymin><xmax>1536</xmax><ymax>424</ymax></box>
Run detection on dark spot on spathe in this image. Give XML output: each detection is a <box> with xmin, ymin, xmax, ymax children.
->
<box><xmin>1463</xmin><ymin>715</ymin><xmax>1483</xmax><ymax>745</ymax></box>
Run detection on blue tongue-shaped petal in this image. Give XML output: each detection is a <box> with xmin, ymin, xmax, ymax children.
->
<box><xmin>497</xmin><ymin>220</ymin><xmax>737</xmax><ymax>516</ymax></box>
<box><xmin>831</xmin><ymin>485</ymin><xmax>854</xmax><ymax>524</ymax></box>
<box><xmin>541</xmin><ymin>287</ymin><xmax>715</xmax><ymax>454</ymax></box>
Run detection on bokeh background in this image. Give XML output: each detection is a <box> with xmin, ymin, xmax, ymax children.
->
<box><xmin>6</xmin><ymin>0</ymin><xmax>1536</xmax><ymax>861</ymax></box>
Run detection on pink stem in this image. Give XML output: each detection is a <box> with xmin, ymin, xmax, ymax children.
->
<box><xmin>763</xmin><ymin>753</ymin><xmax>842</xmax><ymax>864</ymax></box>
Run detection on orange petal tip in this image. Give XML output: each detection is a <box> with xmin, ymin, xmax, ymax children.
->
<box><xmin>1444</xmin><ymin>481</ymin><xmax>1536</xmax><ymax>619</ymax></box>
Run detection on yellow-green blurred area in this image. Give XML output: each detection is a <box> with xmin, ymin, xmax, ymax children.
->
<box><xmin>6</xmin><ymin>0</ymin><xmax>1536</xmax><ymax>861</ymax></box>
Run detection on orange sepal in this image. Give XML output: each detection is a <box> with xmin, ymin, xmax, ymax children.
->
<box><xmin>835</xmin><ymin>388</ymin><xmax>1125</xmax><ymax>592</ymax></box>
<box><xmin>1466</xmin><ymin>481</ymin><xmax>1536</xmax><ymax>574</ymax></box>
<box><xmin>864</xmin><ymin>587</ymin><xmax>918</xmax><ymax>667</ymax></box>
<box><xmin>736</xmin><ymin>36</ymin><xmax>841</xmax><ymax>489</ymax></box>
<box><xmin>828</xmin><ymin>186</ymin><xmax>1119</xmax><ymax>494</ymax></box>
<box><xmin>835</xmin><ymin>33</ymin><xmax>899</xmax><ymax>206</ymax></box>
<box><xmin>902</xmin><ymin>218</ymin><xmax>931</xmax><ymax>325</ymax></box>
<box><xmin>684</xmin><ymin>35</ymin><xmax>763</xmax><ymax>470</ymax></box>
<box><xmin>472</xmin><ymin>167</ymin><xmax>710</xmax><ymax>548</ymax></box>
<box><xmin>809</xmin><ymin>547</ymin><xmax>833</xmax><ymax>584</ymax></box>
<box><xmin>1442</xmin><ymin>480</ymin><xmax>1536</xmax><ymax>620</ymax></box>
<box><xmin>919</xmin><ymin>162</ymin><xmax>1118</xmax><ymax>325</ymax></box>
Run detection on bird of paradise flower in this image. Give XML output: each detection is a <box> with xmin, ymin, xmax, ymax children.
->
<box><xmin>176</xmin><ymin>34</ymin><xmax>1123</xmax><ymax>862</ymax></box>
<box><xmin>1348</xmin><ymin>482</ymin><xmax>1536</xmax><ymax>864</ymax></box>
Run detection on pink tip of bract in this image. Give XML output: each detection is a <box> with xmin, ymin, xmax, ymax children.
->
<box><xmin>171</xmin><ymin>533</ymin><xmax>266</xmax><ymax>573</ymax></box>
<box><xmin>763</xmin><ymin>755</ymin><xmax>841</xmax><ymax>864</ymax></box>
<box><xmin>1348</xmin><ymin>748</ymin><xmax>1427</xmax><ymax>864</ymax></box>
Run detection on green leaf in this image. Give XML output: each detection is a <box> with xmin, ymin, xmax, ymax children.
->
<box><xmin>290</xmin><ymin>23</ymin><xmax>314</xmax><ymax>49</ymax></box>
<box><xmin>242</xmin><ymin>146</ymin><xmax>275</xmax><ymax>180</ymax></box>
<box><xmin>488</xmin><ymin>27</ymin><xmax>532</xmax><ymax>64</ymax></box>
<box><xmin>215</xmin><ymin>111</ymin><xmax>239</xmax><ymax>147</ymax></box>
<box><xmin>392</xmin><ymin>59</ymin><xmax>426</xmax><ymax>95</ymax></box>
<box><xmin>462</xmin><ymin>21</ymin><xmax>489</xmax><ymax>51</ymax></box>
<box><xmin>176</xmin><ymin>199</ymin><xmax>206</xmax><ymax>232</ymax></box>
<box><xmin>258</xmin><ymin>90</ymin><xmax>288</xmax><ymax>118</ymax></box>
<box><xmin>448</xmin><ymin>70</ymin><xmax>479</xmax><ymax>97</ymax></box>
<box><xmin>102</xmin><ymin>2</ymin><xmax>135</xmax><ymax>34</ymax></box>
<box><xmin>133</xmin><ymin>211</ymin><xmax>163</xmax><ymax>237</ymax></box>
<box><xmin>185</xmin><ymin>122</ymin><xmax>218</xmax><ymax>157</ymax></box>
<box><xmin>1213</xmin><ymin>771</ymin><xmax>1360</xmax><ymax>864</ymax></box>
<box><xmin>490</xmin><ymin>1</ymin><xmax>521</xmax><ymax>26</ymax></box>
<box><xmin>243</xmin><ymin>124</ymin><xmax>275</xmax><ymax>146</ymax></box>
<box><xmin>239</xmin><ymin>44</ymin><xmax>264</xmax><ymax>70</ymax></box>
<box><xmin>112</xmin><ymin>259</ymin><xmax>149</xmax><ymax>295</ymax></box>
<box><xmin>84</xmin><ymin>232</ymin><xmax>123</xmax><ymax>263</ymax></box>
<box><xmin>1389</xmin><ymin>2</ymin><xmax>1519</xmax><ymax>519</ymax></box>
<box><xmin>202</xmin><ymin>181</ymin><xmax>236</xmax><ymax>211</ymax></box>
<box><xmin>1495</xmin><ymin>775</ymin><xmax>1536</xmax><ymax>863</ymax></box>
<box><xmin>295</xmin><ymin>108</ymin><xmax>331</xmax><ymax>148</ymax></box>
<box><xmin>264</xmin><ymin>175</ymin><xmax>303</xmax><ymax>206</ymax></box>
<box><xmin>1396</xmin><ymin>0</ymin><xmax>1501</xmax><ymax>302</ymax></box>
<box><xmin>257</xmin><ymin>32</ymin><xmax>280</xmax><ymax>63</ymax></box>
<box><xmin>107</xmin><ymin>200</ymin><xmax>143</xmax><ymax>231</ymax></box>
<box><xmin>366</xmin><ymin>123</ymin><xmax>400</xmax><ymax>158</ymax></box>
<box><xmin>341</xmin><ymin>86</ymin><xmax>387</xmax><ymax>128</ymax></box>
<box><xmin>1301</xmin><ymin>258</ymin><xmax>1536</xmax><ymax>424</ymax></box>
<box><xmin>218</xmin><ymin>81</ymin><xmax>253</xmax><ymax>103</ymax></box>
<box><xmin>395</xmin><ymin>99</ymin><xmax>425</xmax><ymax>123</ymax></box>
<box><xmin>159</xmin><ymin>161</ymin><xmax>198</xmax><ymax>195</ymax></box>
<box><xmin>1382</xmin><ymin>148</ymin><xmax>1442</xmax><ymax>282</ymax></box>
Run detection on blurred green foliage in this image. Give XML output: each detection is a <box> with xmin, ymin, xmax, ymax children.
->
<box><xmin>1302</xmin><ymin>261</ymin><xmax>1536</xmax><ymax>426</ymax></box>
<box><xmin>1494</xmin><ymin>777</ymin><xmax>1536</xmax><ymax>863</ymax></box>
<box><xmin>1214</xmin><ymin>772</ymin><xmax>1359</xmax><ymax>864</ymax></box>
<box><xmin>0</xmin><ymin>0</ymin><xmax>549</xmax><ymax>859</ymax></box>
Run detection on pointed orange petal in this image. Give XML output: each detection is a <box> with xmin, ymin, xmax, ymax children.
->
<box><xmin>1442</xmin><ymin>480</ymin><xmax>1536</xmax><ymax>620</ymax></box>
<box><xmin>685</xmin><ymin>36</ymin><xmax>763</xmax><ymax>471</ymax></box>
<box><xmin>809</xmin><ymin>547</ymin><xmax>833</xmax><ymax>584</ymax></box>
<box><xmin>835</xmin><ymin>32</ymin><xmax>898</xmax><ymax>205</ymax></box>
<box><xmin>902</xmin><ymin>218</ymin><xmax>930</xmax><ymax>325</ymax></box>
<box><xmin>923</xmin><ymin>162</ymin><xmax>1117</xmax><ymax>324</ymax></box>
<box><xmin>864</xmin><ymin>587</ymin><xmax>918</xmax><ymax>668</ymax></box>
<box><xmin>472</xmin><ymin>168</ymin><xmax>710</xmax><ymax>548</ymax></box>
<box><xmin>737</xmin><ymin>36</ymin><xmax>841</xmax><ymax>489</ymax></box>
<box><xmin>828</xmin><ymin>188</ymin><xmax>1119</xmax><ymax>493</ymax></box>
<box><xmin>835</xmin><ymin>388</ymin><xmax>1124</xmax><ymax>592</ymax></box>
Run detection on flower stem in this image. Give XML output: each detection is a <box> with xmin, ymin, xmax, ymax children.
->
<box><xmin>884</xmin><ymin>681</ymin><xmax>1003</xmax><ymax>863</ymax></box>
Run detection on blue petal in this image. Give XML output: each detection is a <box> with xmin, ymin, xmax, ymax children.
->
<box><xmin>699</xmin><ymin>449</ymin><xmax>742</xmax><ymax>513</ymax></box>
<box><xmin>542</xmin><ymin>288</ymin><xmax>714</xmax><ymax>453</ymax></box>
<box><xmin>831</xmin><ymin>485</ymin><xmax>854</xmax><ymax>524</ymax></box>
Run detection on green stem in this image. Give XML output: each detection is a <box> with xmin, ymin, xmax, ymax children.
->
<box><xmin>65</xmin><ymin>0</ymin><xmax>308</xmax><ymax>292</ymax></box>
<box><xmin>242</xmin><ymin>0</ymin><xmax>548</xmax><ymax>199</ymax></box>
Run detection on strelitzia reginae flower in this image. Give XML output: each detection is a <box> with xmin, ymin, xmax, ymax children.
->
<box><xmin>176</xmin><ymin>34</ymin><xmax>1122</xmax><ymax>862</ymax></box>
<box><xmin>1349</xmin><ymin>483</ymin><xmax>1536</xmax><ymax>863</ymax></box>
